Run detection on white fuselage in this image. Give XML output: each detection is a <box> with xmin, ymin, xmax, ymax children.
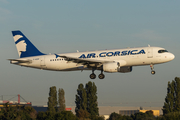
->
<box><xmin>12</xmin><ymin>46</ymin><xmax>175</xmax><ymax>72</ymax></box>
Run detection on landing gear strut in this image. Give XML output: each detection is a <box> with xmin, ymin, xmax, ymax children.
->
<box><xmin>150</xmin><ymin>64</ymin><xmax>155</xmax><ymax>75</ymax></box>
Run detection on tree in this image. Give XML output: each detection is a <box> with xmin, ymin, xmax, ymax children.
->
<box><xmin>162</xmin><ymin>80</ymin><xmax>175</xmax><ymax>115</ymax></box>
<box><xmin>75</xmin><ymin>83</ymin><xmax>88</xmax><ymax>117</ymax></box>
<box><xmin>55</xmin><ymin>111</ymin><xmax>79</xmax><ymax>120</ymax></box>
<box><xmin>109</xmin><ymin>112</ymin><xmax>123</xmax><ymax>120</ymax></box>
<box><xmin>164</xmin><ymin>111</ymin><xmax>180</xmax><ymax>120</ymax></box>
<box><xmin>76</xmin><ymin>109</ymin><xmax>90</xmax><ymax>120</ymax></box>
<box><xmin>174</xmin><ymin>77</ymin><xmax>180</xmax><ymax>111</ymax></box>
<box><xmin>85</xmin><ymin>81</ymin><xmax>99</xmax><ymax>118</ymax></box>
<box><xmin>48</xmin><ymin>86</ymin><xmax>57</xmax><ymax>113</ymax></box>
<box><xmin>58</xmin><ymin>88</ymin><xmax>66</xmax><ymax>112</ymax></box>
<box><xmin>162</xmin><ymin>77</ymin><xmax>180</xmax><ymax>115</ymax></box>
<box><xmin>0</xmin><ymin>103</ymin><xmax>37</xmax><ymax>120</ymax></box>
<box><xmin>23</xmin><ymin>106</ymin><xmax>37</xmax><ymax>119</ymax></box>
<box><xmin>75</xmin><ymin>82</ymin><xmax>99</xmax><ymax>119</ymax></box>
<box><xmin>36</xmin><ymin>111</ymin><xmax>47</xmax><ymax>120</ymax></box>
<box><xmin>131</xmin><ymin>112</ymin><xmax>154</xmax><ymax>120</ymax></box>
<box><xmin>109</xmin><ymin>112</ymin><xmax>133</xmax><ymax>120</ymax></box>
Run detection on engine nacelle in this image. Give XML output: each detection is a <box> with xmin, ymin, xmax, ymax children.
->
<box><xmin>103</xmin><ymin>62</ymin><xmax>120</xmax><ymax>73</ymax></box>
<box><xmin>119</xmin><ymin>66</ymin><xmax>132</xmax><ymax>73</ymax></box>
<box><xmin>103</xmin><ymin>62</ymin><xmax>132</xmax><ymax>73</ymax></box>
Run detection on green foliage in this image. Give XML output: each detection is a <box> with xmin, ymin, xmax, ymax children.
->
<box><xmin>86</xmin><ymin>81</ymin><xmax>99</xmax><ymax>117</ymax></box>
<box><xmin>109</xmin><ymin>112</ymin><xmax>122</xmax><ymax>120</ymax></box>
<box><xmin>75</xmin><ymin>83</ymin><xmax>88</xmax><ymax>117</ymax></box>
<box><xmin>48</xmin><ymin>86</ymin><xmax>57</xmax><ymax>113</ymax></box>
<box><xmin>174</xmin><ymin>77</ymin><xmax>180</xmax><ymax>111</ymax></box>
<box><xmin>163</xmin><ymin>112</ymin><xmax>180</xmax><ymax>120</ymax></box>
<box><xmin>55</xmin><ymin>111</ymin><xmax>79</xmax><ymax>120</ymax></box>
<box><xmin>90</xmin><ymin>115</ymin><xmax>105</xmax><ymax>120</ymax></box>
<box><xmin>109</xmin><ymin>112</ymin><xmax>133</xmax><ymax>120</ymax></box>
<box><xmin>37</xmin><ymin>111</ymin><xmax>55</xmax><ymax>120</ymax></box>
<box><xmin>163</xmin><ymin>77</ymin><xmax>180</xmax><ymax>115</ymax></box>
<box><xmin>36</xmin><ymin>111</ymin><xmax>47</xmax><ymax>120</ymax></box>
<box><xmin>156</xmin><ymin>116</ymin><xmax>166</xmax><ymax>120</ymax></box>
<box><xmin>131</xmin><ymin>111</ymin><xmax>154</xmax><ymax>120</ymax></box>
<box><xmin>75</xmin><ymin>82</ymin><xmax>99</xmax><ymax>119</ymax></box>
<box><xmin>76</xmin><ymin>109</ymin><xmax>90</xmax><ymax>119</ymax></box>
<box><xmin>58</xmin><ymin>88</ymin><xmax>66</xmax><ymax>112</ymax></box>
<box><xmin>37</xmin><ymin>111</ymin><xmax>79</xmax><ymax>120</ymax></box>
<box><xmin>0</xmin><ymin>104</ymin><xmax>36</xmax><ymax>120</ymax></box>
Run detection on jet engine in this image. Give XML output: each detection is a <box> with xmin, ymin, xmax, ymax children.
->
<box><xmin>103</xmin><ymin>62</ymin><xmax>120</xmax><ymax>73</ymax></box>
<box><xmin>119</xmin><ymin>66</ymin><xmax>132</xmax><ymax>73</ymax></box>
<box><xmin>103</xmin><ymin>62</ymin><xmax>132</xmax><ymax>73</ymax></box>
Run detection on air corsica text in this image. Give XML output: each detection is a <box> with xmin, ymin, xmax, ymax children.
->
<box><xmin>79</xmin><ymin>49</ymin><xmax>145</xmax><ymax>58</ymax></box>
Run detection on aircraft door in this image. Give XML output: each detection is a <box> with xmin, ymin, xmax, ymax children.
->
<box><xmin>147</xmin><ymin>48</ymin><xmax>153</xmax><ymax>58</ymax></box>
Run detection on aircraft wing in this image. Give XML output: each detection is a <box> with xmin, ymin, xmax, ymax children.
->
<box><xmin>58</xmin><ymin>55</ymin><xmax>112</xmax><ymax>66</ymax></box>
<box><xmin>8</xmin><ymin>59</ymin><xmax>32</xmax><ymax>63</ymax></box>
<box><xmin>58</xmin><ymin>54</ymin><xmax>127</xmax><ymax>67</ymax></box>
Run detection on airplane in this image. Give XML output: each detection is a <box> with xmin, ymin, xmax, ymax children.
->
<box><xmin>8</xmin><ymin>30</ymin><xmax>175</xmax><ymax>79</ymax></box>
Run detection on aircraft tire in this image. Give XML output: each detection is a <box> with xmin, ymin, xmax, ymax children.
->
<box><xmin>98</xmin><ymin>74</ymin><xmax>105</xmax><ymax>79</ymax></box>
<box><xmin>90</xmin><ymin>73</ymin><xmax>96</xmax><ymax>79</ymax></box>
<box><xmin>151</xmin><ymin>71</ymin><xmax>155</xmax><ymax>75</ymax></box>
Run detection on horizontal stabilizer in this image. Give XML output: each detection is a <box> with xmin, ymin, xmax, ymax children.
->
<box><xmin>8</xmin><ymin>59</ymin><xmax>32</xmax><ymax>63</ymax></box>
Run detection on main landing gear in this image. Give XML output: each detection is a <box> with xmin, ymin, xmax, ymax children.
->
<box><xmin>150</xmin><ymin>64</ymin><xmax>155</xmax><ymax>75</ymax></box>
<box><xmin>90</xmin><ymin>73</ymin><xmax>96</xmax><ymax>79</ymax></box>
<box><xmin>98</xmin><ymin>70</ymin><xmax>105</xmax><ymax>79</ymax></box>
<box><xmin>89</xmin><ymin>69</ymin><xmax>105</xmax><ymax>79</ymax></box>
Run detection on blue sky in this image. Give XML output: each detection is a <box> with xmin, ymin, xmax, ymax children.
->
<box><xmin>0</xmin><ymin>0</ymin><xmax>180</xmax><ymax>107</ymax></box>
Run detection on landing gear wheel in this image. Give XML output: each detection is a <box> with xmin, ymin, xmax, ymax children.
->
<box><xmin>98</xmin><ymin>74</ymin><xmax>105</xmax><ymax>79</ymax></box>
<box><xmin>90</xmin><ymin>73</ymin><xmax>96</xmax><ymax>79</ymax></box>
<box><xmin>151</xmin><ymin>71</ymin><xmax>155</xmax><ymax>75</ymax></box>
<box><xmin>150</xmin><ymin>64</ymin><xmax>155</xmax><ymax>75</ymax></box>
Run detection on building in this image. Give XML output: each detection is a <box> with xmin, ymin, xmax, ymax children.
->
<box><xmin>119</xmin><ymin>110</ymin><xmax>160</xmax><ymax>116</ymax></box>
<box><xmin>0</xmin><ymin>94</ymin><xmax>32</xmax><ymax>108</ymax></box>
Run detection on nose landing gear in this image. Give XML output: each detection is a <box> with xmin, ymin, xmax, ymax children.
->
<box><xmin>150</xmin><ymin>64</ymin><xmax>155</xmax><ymax>75</ymax></box>
<box><xmin>151</xmin><ymin>70</ymin><xmax>155</xmax><ymax>75</ymax></box>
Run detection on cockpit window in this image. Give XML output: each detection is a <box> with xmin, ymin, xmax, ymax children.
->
<box><xmin>158</xmin><ymin>49</ymin><xmax>168</xmax><ymax>53</ymax></box>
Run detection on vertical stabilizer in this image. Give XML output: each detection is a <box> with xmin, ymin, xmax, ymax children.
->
<box><xmin>12</xmin><ymin>30</ymin><xmax>45</xmax><ymax>58</ymax></box>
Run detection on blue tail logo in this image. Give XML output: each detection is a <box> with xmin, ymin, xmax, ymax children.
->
<box><xmin>12</xmin><ymin>30</ymin><xmax>45</xmax><ymax>58</ymax></box>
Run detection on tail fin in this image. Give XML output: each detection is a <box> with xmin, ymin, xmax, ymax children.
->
<box><xmin>12</xmin><ymin>30</ymin><xmax>45</xmax><ymax>58</ymax></box>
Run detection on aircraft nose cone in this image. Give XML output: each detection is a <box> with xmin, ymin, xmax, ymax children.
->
<box><xmin>170</xmin><ymin>54</ymin><xmax>175</xmax><ymax>60</ymax></box>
